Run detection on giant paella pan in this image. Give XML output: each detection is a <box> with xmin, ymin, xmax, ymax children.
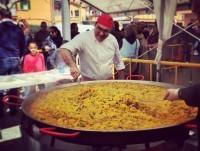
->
<box><xmin>20</xmin><ymin>80</ymin><xmax>197</xmax><ymax>145</ymax></box>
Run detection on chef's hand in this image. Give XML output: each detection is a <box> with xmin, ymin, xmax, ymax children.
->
<box><xmin>164</xmin><ymin>88</ymin><xmax>180</xmax><ymax>101</ymax></box>
<box><xmin>70</xmin><ymin>65</ymin><xmax>80</xmax><ymax>79</ymax></box>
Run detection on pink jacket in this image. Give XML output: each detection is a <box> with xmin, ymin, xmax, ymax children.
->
<box><xmin>23</xmin><ymin>53</ymin><xmax>46</xmax><ymax>73</ymax></box>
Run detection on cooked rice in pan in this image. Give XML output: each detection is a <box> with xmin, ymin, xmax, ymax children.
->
<box><xmin>29</xmin><ymin>82</ymin><xmax>197</xmax><ymax>131</ymax></box>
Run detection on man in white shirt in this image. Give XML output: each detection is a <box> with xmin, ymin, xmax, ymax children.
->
<box><xmin>60</xmin><ymin>14</ymin><xmax>125</xmax><ymax>81</ymax></box>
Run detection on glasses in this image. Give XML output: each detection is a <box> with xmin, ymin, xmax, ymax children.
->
<box><xmin>96</xmin><ymin>25</ymin><xmax>110</xmax><ymax>34</ymax></box>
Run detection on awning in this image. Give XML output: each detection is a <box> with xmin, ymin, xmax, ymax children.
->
<box><xmin>80</xmin><ymin>0</ymin><xmax>190</xmax><ymax>15</ymax></box>
<box><xmin>61</xmin><ymin>0</ymin><xmax>190</xmax><ymax>40</ymax></box>
<box><xmin>81</xmin><ymin>0</ymin><xmax>152</xmax><ymax>14</ymax></box>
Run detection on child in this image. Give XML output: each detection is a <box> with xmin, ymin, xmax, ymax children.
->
<box><xmin>22</xmin><ymin>40</ymin><xmax>46</xmax><ymax>97</ymax></box>
<box><xmin>23</xmin><ymin>40</ymin><xmax>46</xmax><ymax>73</ymax></box>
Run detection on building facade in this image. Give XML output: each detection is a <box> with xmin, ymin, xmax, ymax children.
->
<box><xmin>15</xmin><ymin>0</ymin><xmax>88</xmax><ymax>26</ymax></box>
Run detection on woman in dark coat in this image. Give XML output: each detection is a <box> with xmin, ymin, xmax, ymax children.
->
<box><xmin>49</xmin><ymin>26</ymin><xmax>63</xmax><ymax>48</ymax></box>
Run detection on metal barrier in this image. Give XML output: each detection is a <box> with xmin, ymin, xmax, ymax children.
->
<box><xmin>113</xmin><ymin>58</ymin><xmax>200</xmax><ymax>84</ymax></box>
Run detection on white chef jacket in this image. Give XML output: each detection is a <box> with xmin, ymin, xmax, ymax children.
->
<box><xmin>60</xmin><ymin>30</ymin><xmax>125</xmax><ymax>80</ymax></box>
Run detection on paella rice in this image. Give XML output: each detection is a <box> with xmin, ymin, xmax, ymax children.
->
<box><xmin>29</xmin><ymin>82</ymin><xmax>197</xmax><ymax>131</ymax></box>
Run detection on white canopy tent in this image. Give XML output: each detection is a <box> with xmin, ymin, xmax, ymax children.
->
<box><xmin>81</xmin><ymin>0</ymin><xmax>152</xmax><ymax>14</ymax></box>
<box><xmin>153</xmin><ymin>0</ymin><xmax>177</xmax><ymax>81</ymax></box>
<box><xmin>62</xmin><ymin>0</ymin><xmax>190</xmax><ymax>38</ymax></box>
<box><xmin>61</xmin><ymin>0</ymin><xmax>153</xmax><ymax>41</ymax></box>
<box><xmin>78</xmin><ymin>0</ymin><xmax>189</xmax><ymax>15</ymax></box>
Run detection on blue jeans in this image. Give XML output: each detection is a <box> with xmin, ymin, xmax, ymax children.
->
<box><xmin>0</xmin><ymin>57</ymin><xmax>21</xmax><ymax>75</ymax></box>
<box><xmin>0</xmin><ymin>57</ymin><xmax>21</xmax><ymax>116</ymax></box>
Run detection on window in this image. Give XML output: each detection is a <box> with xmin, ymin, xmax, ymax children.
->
<box><xmin>20</xmin><ymin>0</ymin><xmax>31</xmax><ymax>11</ymax></box>
<box><xmin>54</xmin><ymin>1</ymin><xmax>61</xmax><ymax>11</ymax></box>
<box><xmin>75</xmin><ymin>10</ymin><xmax>79</xmax><ymax>17</ymax></box>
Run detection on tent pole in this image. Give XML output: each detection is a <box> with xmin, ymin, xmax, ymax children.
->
<box><xmin>61</xmin><ymin>0</ymin><xmax>71</xmax><ymax>41</ymax></box>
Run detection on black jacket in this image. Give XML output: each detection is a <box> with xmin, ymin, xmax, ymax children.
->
<box><xmin>179</xmin><ymin>84</ymin><xmax>200</xmax><ymax>107</ymax></box>
<box><xmin>0</xmin><ymin>19</ymin><xmax>25</xmax><ymax>58</ymax></box>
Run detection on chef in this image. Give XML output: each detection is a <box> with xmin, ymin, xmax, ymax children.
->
<box><xmin>60</xmin><ymin>14</ymin><xmax>125</xmax><ymax>81</ymax></box>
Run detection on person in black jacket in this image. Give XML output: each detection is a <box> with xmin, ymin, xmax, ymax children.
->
<box><xmin>164</xmin><ymin>84</ymin><xmax>200</xmax><ymax>106</ymax></box>
<box><xmin>111</xmin><ymin>21</ymin><xmax>123</xmax><ymax>49</ymax></box>
<box><xmin>70</xmin><ymin>22</ymin><xmax>79</xmax><ymax>39</ymax></box>
<box><xmin>164</xmin><ymin>84</ymin><xmax>200</xmax><ymax>149</ymax></box>
<box><xmin>164</xmin><ymin>1</ymin><xmax>200</xmax><ymax>149</ymax></box>
<box><xmin>34</xmin><ymin>21</ymin><xmax>49</xmax><ymax>49</ymax></box>
<box><xmin>0</xmin><ymin>6</ymin><xmax>25</xmax><ymax>117</ymax></box>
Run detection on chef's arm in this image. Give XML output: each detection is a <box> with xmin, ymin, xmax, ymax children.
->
<box><xmin>60</xmin><ymin>48</ymin><xmax>80</xmax><ymax>79</ymax></box>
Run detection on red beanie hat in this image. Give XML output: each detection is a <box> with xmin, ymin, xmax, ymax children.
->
<box><xmin>97</xmin><ymin>14</ymin><xmax>113</xmax><ymax>30</ymax></box>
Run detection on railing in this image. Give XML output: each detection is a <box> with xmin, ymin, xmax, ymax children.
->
<box><xmin>115</xmin><ymin>58</ymin><xmax>200</xmax><ymax>84</ymax></box>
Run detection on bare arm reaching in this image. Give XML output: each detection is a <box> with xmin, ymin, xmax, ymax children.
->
<box><xmin>59</xmin><ymin>48</ymin><xmax>80</xmax><ymax>79</ymax></box>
